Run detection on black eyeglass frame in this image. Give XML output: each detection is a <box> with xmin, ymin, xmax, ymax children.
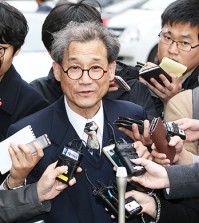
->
<box><xmin>60</xmin><ymin>65</ymin><xmax>108</xmax><ymax>80</ymax></box>
<box><xmin>158</xmin><ymin>32</ymin><xmax>199</xmax><ymax>52</ymax></box>
<box><xmin>0</xmin><ymin>46</ymin><xmax>11</xmax><ymax>58</ymax></box>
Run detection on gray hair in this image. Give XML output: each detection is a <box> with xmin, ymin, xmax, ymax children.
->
<box><xmin>51</xmin><ymin>21</ymin><xmax>120</xmax><ymax>64</ymax></box>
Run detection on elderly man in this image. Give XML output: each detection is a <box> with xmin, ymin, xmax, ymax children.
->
<box><xmin>7</xmin><ymin>21</ymin><xmax>147</xmax><ymax>223</ymax></box>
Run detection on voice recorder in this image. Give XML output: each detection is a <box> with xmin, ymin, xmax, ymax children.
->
<box><xmin>56</xmin><ymin>141</ymin><xmax>83</xmax><ymax>184</ymax></box>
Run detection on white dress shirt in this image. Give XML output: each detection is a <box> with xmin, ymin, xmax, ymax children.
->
<box><xmin>64</xmin><ymin>96</ymin><xmax>104</xmax><ymax>152</ymax></box>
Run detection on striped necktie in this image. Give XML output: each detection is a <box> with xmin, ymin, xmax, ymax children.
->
<box><xmin>84</xmin><ymin>121</ymin><xmax>100</xmax><ymax>159</ymax></box>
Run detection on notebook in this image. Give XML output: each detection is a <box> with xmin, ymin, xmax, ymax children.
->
<box><xmin>0</xmin><ymin>125</ymin><xmax>36</xmax><ymax>174</ymax></box>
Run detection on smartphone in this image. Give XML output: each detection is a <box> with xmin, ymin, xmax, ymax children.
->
<box><xmin>139</xmin><ymin>66</ymin><xmax>172</xmax><ymax>86</ymax></box>
<box><xmin>26</xmin><ymin>134</ymin><xmax>51</xmax><ymax>154</ymax></box>
<box><xmin>103</xmin><ymin>144</ymin><xmax>122</xmax><ymax>168</ymax></box>
<box><xmin>115</xmin><ymin>75</ymin><xmax>131</xmax><ymax>91</ymax></box>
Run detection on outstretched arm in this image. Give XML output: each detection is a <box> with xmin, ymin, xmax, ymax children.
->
<box><xmin>0</xmin><ymin>161</ymin><xmax>69</xmax><ymax>222</ymax></box>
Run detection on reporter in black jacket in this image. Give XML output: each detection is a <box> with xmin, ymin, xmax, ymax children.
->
<box><xmin>0</xmin><ymin>2</ymin><xmax>48</xmax><ymax>186</ymax></box>
<box><xmin>0</xmin><ymin>2</ymin><xmax>48</xmax><ymax>142</ymax></box>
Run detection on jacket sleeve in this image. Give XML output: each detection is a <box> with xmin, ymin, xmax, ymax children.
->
<box><xmin>158</xmin><ymin>196</ymin><xmax>199</xmax><ymax>223</ymax></box>
<box><xmin>0</xmin><ymin>183</ymin><xmax>51</xmax><ymax>222</ymax></box>
<box><xmin>164</xmin><ymin>162</ymin><xmax>199</xmax><ymax>199</ymax></box>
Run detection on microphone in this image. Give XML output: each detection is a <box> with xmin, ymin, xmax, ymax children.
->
<box><xmin>116</xmin><ymin>167</ymin><xmax>127</xmax><ymax>223</ymax></box>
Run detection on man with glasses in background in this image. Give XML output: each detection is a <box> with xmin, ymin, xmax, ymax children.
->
<box><xmin>138</xmin><ymin>0</ymin><xmax>199</xmax><ymax>119</ymax></box>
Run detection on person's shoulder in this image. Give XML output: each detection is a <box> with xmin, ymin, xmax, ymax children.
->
<box><xmin>20</xmin><ymin>78</ymin><xmax>48</xmax><ymax>101</ymax></box>
<box><xmin>30</xmin><ymin>76</ymin><xmax>48</xmax><ymax>88</ymax></box>
<box><xmin>103</xmin><ymin>98</ymin><xmax>147</xmax><ymax>121</ymax></box>
<box><xmin>164</xmin><ymin>90</ymin><xmax>192</xmax><ymax>121</ymax></box>
<box><xmin>103</xmin><ymin>97</ymin><xmax>144</xmax><ymax>110</ymax></box>
<box><xmin>8</xmin><ymin>101</ymin><xmax>56</xmax><ymax>131</ymax></box>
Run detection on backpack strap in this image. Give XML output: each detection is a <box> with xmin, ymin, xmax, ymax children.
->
<box><xmin>193</xmin><ymin>86</ymin><xmax>199</xmax><ymax>119</ymax></box>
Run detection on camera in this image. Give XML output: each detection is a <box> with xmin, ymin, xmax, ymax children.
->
<box><xmin>114</xmin><ymin>139</ymin><xmax>146</xmax><ymax>177</ymax></box>
<box><xmin>56</xmin><ymin>140</ymin><xmax>83</xmax><ymax>184</ymax></box>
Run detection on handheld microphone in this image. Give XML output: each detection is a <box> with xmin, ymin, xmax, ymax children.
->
<box><xmin>116</xmin><ymin>167</ymin><xmax>127</xmax><ymax>223</ymax></box>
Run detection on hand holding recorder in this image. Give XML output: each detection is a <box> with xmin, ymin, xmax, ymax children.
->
<box><xmin>103</xmin><ymin>139</ymin><xmax>146</xmax><ymax>178</ymax></box>
<box><xmin>7</xmin><ymin>141</ymin><xmax>45</xmax><ymax>190</ymax></box>
<box><xmin>56</xmin><ymin>140</ymin><xmax>83</xmax><ymax>185</ymax></box>
<box><xmin>113</xmin><ymin>116</ymin><xmax>186</xmax><ymax>164</ymax></box>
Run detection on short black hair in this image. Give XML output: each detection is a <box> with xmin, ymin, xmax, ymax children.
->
<box><xmin>42</xmin><ymin>0</ymin><xmax>102</xmax><ymax>52</ymax></box>
<box><xmin>0</xmin><ymin>1</ymin><xmax>28</xmax><ymax>53</ymax></box>
<box><xmin>161</xmin><ymin>0</ymin><xmax>199</xmax><ymax>39</ymax></box>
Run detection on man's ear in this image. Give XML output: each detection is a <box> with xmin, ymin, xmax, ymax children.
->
<box><xmin>14</xmin><ymin>48</ymin><xmax>21</xmax><ymax>57</ymax></box>
<box><xmin>53</xmin><ymin>61</ymin><xmax>61</xmax><ymax>82</ymax></box>
<box><xmin>108</xmin><ymin>61</ymin><xmax>116</xmax><ymax>81</ymax></box>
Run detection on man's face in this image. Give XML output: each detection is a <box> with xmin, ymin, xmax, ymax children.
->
<box><xmin>158</xmin><ymin>22</ymin><xmax>199</xmax><ymax>75</ymax></box>
<box><xmin>0</xmin><ymin>44</ymin><xmax>18</xmax><ymax>81</ymax></box>
<box><xmin>53</xmin><ymin>40</ymin><xmax>116</xmax><ymax>118</ymax></box>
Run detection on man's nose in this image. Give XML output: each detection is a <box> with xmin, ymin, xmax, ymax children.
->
<box><xmin>168</xmin><ymin>40</ymin><xmax>179</xmax><ymax>54</ymax></box>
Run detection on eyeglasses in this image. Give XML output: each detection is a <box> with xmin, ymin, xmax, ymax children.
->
<box><xmin>60</xmin><ymin>65</ymin><xmax>107</xmax><ymax>80</ymax></box>
<box><xmin>0</xmin><ymin>46</ymin><xmax>11</xmax><ymax>58</ymax></box>
<box><xmin>158</xmin><ymin>32</ymin><xmax>199</xmax><ymax>52</ymax></box>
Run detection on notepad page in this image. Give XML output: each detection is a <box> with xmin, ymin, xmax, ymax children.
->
<box><xmin>0</xmin><ymin>125</ymin><xmax>36</xmax><ymax>174</ymax></box>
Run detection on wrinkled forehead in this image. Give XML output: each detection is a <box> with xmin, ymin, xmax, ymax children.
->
<box><xmin>64</xmin><ymin>40</ymin><xmax>108</xmax><ymax>61</ymax></box>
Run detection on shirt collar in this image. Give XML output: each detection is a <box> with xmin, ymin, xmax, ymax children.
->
<box><xmin>64</xmin><ymin>96</ymin><xmax>104</xmax><ymax>143</ymax></box>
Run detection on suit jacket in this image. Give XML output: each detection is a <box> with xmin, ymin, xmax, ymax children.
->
<box><xmin>7</xmin><ymin>96</ymin><xmax>146</xmax><ymax>223</ymax></box>
<box><xmin>0</xmin><ymin>183</ymin><xmax>50</xmax><ymax>223</ymax></box>
<box><xmin>0</xmin><ymin>65</ymin><xmax>48</xmax><ymax>142</ymax></box>
<box><xmin>7</xmin><ymin>97</ymin><xmax>199</xmax><ymax>223</ymax></box>
<box><xmin>164</xmin><ymin>162</ymin><xmax>199</xmax><ymax>199</ymax></box>
<box><xmin>0</xmin><ymin>65</ymin><xmax>49</xmax><ymax>184</ymax></box>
